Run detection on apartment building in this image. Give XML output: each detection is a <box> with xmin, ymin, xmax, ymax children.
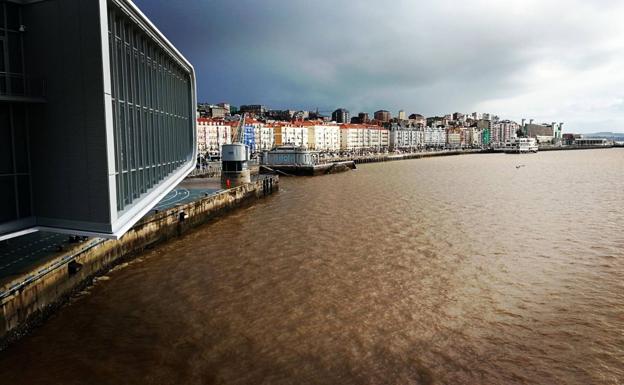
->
<box><xmin>389</xmin><ymin>123</ymin><xmax>424</xmax><ymax>150</ymax></box>
<box><xmin>196</xmin><ymin>118</ymin><xmax>232</xmax><ymax>156</ymax></box>
<box><xmin>340</xmin><ymin>124</ymin><xmax>390</xmax><ymax>151</ymax></box>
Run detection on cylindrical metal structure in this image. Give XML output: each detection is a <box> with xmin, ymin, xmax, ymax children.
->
<box><xmin>221</xmin><ymin>143</ymin><xmax>251</xmax><ymax>188</ymax></box>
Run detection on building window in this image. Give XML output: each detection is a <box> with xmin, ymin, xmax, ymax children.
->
<box><xmin>0</xmin><ymin>102</ymin><xmax>32</xmax><ymax>222</ymax></box>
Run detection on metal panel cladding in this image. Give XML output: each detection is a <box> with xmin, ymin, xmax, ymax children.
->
<box><xmin>107</xmin><ymin>1</ymin><xmax>196</xmax><ymax>215</ymax></box>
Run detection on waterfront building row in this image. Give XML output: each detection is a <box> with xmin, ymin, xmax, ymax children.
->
<box><xmin>197</xmin><ymin>117</ymin><xmax>574</xmax><ymax>157</ymax></box>
<box><xmin>198</xmin><ymin>118</ymin><xmax>521</xmax><ymax>156</ymax></box>
<box><xmin>197</xmin><ymin>118</ymin><xmax>393</xmax><ymax>155</ymax></box>
<box><xmin>389</xmin><ymin>124</ymin><xmax>488</xmax><ymax>150</ymax></box>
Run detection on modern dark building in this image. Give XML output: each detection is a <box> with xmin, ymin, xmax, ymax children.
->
<box><xmin>197</xmin><ymin>103</ymin><xmax>226</xmax><ymax>118</ymax></box>
<box><xmin>524</xmin><ymin>123</ymin><xmax>554</xmax><ymax>138</ymax></box>
<box><xmin>331</xmin><ymin>108</ymin><xmax>349</xmax><ymax>124</ymax></box>
<box><xmin>239</xmin><ymin>104</ymin><xmax>267</xmax><ymax>117</ymax></box>
<box><xmin>266</xmin><ymin>109</ymin><xmax>295</xmax><ymax>121</ymax></box>
<box><xmin>374</xmin><ymin>110</ymin><xmax>391</xmax><ymax>123</ymax></box>
<box><xmin>0</xmin><ymin>0</ymin><xmax>197</xmax><ymax>240</ymax></box>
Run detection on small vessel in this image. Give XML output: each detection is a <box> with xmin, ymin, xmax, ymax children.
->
<box><xmin>498</xmin><ymin>138</ymin><xmax>539</xmax><ymax>154</ymax></box>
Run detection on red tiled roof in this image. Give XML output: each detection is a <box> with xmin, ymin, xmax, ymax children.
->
<box><xmin>339</xmin><ymin>124</ymin><xmax>388</xmax><ymax>130</ymax></box>
<box><xmin>197</xmin><ymin>117</ymin><xmax>228</xmax><ymax>124</ymax></box>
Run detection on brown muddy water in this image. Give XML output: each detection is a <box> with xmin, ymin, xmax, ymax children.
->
<box><xmin>0</xmin><ymin>149</ymin><xmax>623</xmax><ymax>384</ymax></box>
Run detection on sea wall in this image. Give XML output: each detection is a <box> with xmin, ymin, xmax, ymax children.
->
<box><xmin>349</xmin><ymin>149</ymin><xmax>485</xmax><ymax>164</ymax></box>
<box><xmin>0</xmin><ymin>176</ymin><xmax>279</xmax><ymax>347</ymax></box>
<box><xmin>538</xmin><ymin>145</ymin><xmax>615</xmax><ymax>151</ymax></box>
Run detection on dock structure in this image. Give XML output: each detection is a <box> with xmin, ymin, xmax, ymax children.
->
<box><xmin>260</xmin><ymin>148</ymin><xmax>491</xmax><ymax>176</ymax></box>
<box><xmin>260</xmin><ymin>145</ymin><xmax>357</xmax><ymax>176</ymax></box>
<box><xmin>336</xmin><ymin>149</ymin><xmax>487</xmax><ymax>164</ymax></box>
<box><xmin>0</xmin><ymin>176</ymin><xmax>279</xmax><ymax>348</ymax></box>
<box><xmin>221</xmin><ymin>143</ymin><xmax>252</xmax><ymax>187</ymax></box>
<box><xmin>261</xmin><ymin>161</ymin><xmax>356</xmax><ymax>176</ymax></box>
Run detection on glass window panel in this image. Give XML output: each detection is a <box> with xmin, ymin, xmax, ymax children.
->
<box><xmin>12</xmin><ymin>104</ymin><xmax>28</xmax><ymax>173</ymax></box>
<box><xmin>116</xmin><ymin>40</ymin><xmax>123</xmax><ymax>100</ymax></box>
<box><xmin>8</xmin><ymin>33</ymin><xmax>22</xmax><ymax>73</ymax></box>
<box><xmin>17</xmin><ymin>175</ymin><xmax>30</xmax><ymax>218</ymax></box>
<box><xmin>0</xmin><ymin>176</ymin><xmax>16</xmax><ymax>222</ymax></box>
<box><xmin>112</xmin><ymin>102</ymin><xmax>120</xmax><ymax>173</ymax></box>
<box><xmin>0</xmin><ymin>40</ymin><xmax>5</xmax><ymax>72</ymax></box>
<box><xmin>109</xmin><ymin>36</ymin><xmax>116</xmax><ymax>99</ymax></box>
<box><xmin>120</xmin><ymin>105</ymin><xmax>127</xmax><ymax>171</ymax></box>
<box><xmin>0</xmin><ymin>104</ymin><xmax>12</xmax><ymax>174</ymax></box>
<box><xmin>128</xmin><ymin>105</ymin><xmax>134</xmax><ymax>170</ymax></box>
<box><xmin>108</xmin><ymin>8</ymin><xmax>193</xmax><ymax>211</ymax></box>
<box><xmin>6</xmin><ymin>3</ymin><xmax>19</xmax><ymax>31</ymax></box>
<box><xmin>9</xmin><ymin>74</ymin><xmax>23</xmax><ymax>95</ymax></box>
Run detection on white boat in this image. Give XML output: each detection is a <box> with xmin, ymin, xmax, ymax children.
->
<box><xmin>498</xmin><ymin>138</ymin><xmax>539</xmax><ymax>153</ymax></box>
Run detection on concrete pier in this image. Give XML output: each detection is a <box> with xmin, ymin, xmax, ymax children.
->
<box><xmin>260</xmin><ymin>161</ymin><xmax>357</xmax><ymax>176</ymax></box>
<box><xmin>538</xmin><ymin>144</ymin><xmax>616</xmax><ymax>151</ymax></box>
<box><xmin>0</xmin><ymin>176</ymin><xmax>279</xmax><ymax>348</ymax></box>
<box><xmin>338</xmin><ymin>149</ymin><xmax>486</xmax><ymax>165</ymax></box>
<box><xmin>221</xmin><ymin>169</ymin><xmax>252</xmax><ymax>187</ymax></box>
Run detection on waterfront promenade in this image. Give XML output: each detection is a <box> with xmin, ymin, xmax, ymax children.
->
<box><xmin>313</xmin><ymin>144</ymin><xmax>615</xmax><ymax>166</ymax></box>
<box><xmin>0</xmin><ymin>179</ymin><xmax>222</xmax><ymax>289</ymax></box>
<box><xmin>0</xmin><ymin>175</ymin><xmax>279</xmax><ymax>347</ymax></box>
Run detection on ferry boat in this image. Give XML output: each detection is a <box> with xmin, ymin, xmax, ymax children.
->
<box><xmin>498</xmin><ymin>138</ymin><xmax>539</xmax><ymax>153</ymax></box>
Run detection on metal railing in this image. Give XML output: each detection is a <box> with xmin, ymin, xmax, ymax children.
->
<box><xmin>0</xmin><ymin>238</ymin><xmax>105</xmax><ymax>301</ymax></box>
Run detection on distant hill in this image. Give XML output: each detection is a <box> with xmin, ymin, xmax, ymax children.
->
<box><xmin>585</xmin><ymin>132</ymin><xmax>624</xmax><ymax>139</ymax></box>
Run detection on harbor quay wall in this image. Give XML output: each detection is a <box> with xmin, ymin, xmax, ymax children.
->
<box><xmin>0</xmin><ymin>176</ymin><xmax>279</xmax><ymax>347</ymax></box>
<box><xmin>538</xmin><ymin>145</ymin><xmax>615</xmax><ymax>151</ymax></box>
<box><xmin>344</xmin><ymin>149</ymin><xmax>486</xmax><ymax>164</ymax></box>
<box><xmin>260</xmin><ymin>161</ymin><xmax>357</xmax><ymax>176</ymax></box>
<box><xmin>335</xmin><ymin>146</ymin><xmax>616</xmax><ymax>164</ymax></box>
<box><xmin>259</xmin><ymin>150</ymin><xmax>487</xmax><ymax>177</ymax></box>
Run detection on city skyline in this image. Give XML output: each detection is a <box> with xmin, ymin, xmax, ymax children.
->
<box><xmin>133</xmin><ymin>0</ymin><xmax>624</xmax><ymax>133</ymax></box>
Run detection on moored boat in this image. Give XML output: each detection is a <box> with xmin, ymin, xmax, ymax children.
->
<box><xmin>497</xmin><ymin>138</ymin><xmax>539</xmax><ymax>153</ymax></box>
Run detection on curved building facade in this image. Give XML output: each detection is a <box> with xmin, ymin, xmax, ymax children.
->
<box><xmin>0</xmin><ymin>0</ymin><xmax>197</xmax><ymax>240</ymax></box>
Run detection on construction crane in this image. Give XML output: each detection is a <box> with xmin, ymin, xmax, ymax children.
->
<box><xmin>232</xmin><ymin>113</ymin><xmax>247</xmax><ymax>144</ymax></box>
<box><xmin>221</xmin><ymin>113</ymin><xmax>251</xmax><ymax>188</ymax></box>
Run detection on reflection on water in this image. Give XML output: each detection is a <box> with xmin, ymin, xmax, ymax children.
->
<box><xmin>0</xmin><ymin>149</ymin><xmax>623</xmax><ymax>384</ymax></box>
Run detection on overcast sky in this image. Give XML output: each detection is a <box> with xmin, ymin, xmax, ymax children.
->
<box><xmin>133</xmin><ymin>0</ymin><xmax>624</xmax><ymax>133</ymax></box>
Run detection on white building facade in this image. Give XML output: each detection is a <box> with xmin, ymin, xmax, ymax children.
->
<box><xmin>340</xmin><ymin>125</ymin><xmax>390</xmax><ymax>151</ymax></box>
<box><xmin>197</xmin><ymin>118</ymin><xmax>232</xmax><ymax>156</ymax></box>
<box><xmin>255</xmin><ymin>124</ymin><xmax>275</xmax><ymax>151</ymax></box>
<box><xmin>389</xmin><ymin>124</ymin><xmax>424</xmax><ymax>150</ymax></box>
<box><xmin>424</xmin><ymin>126</ymin><xmax>447</xmax><ymax>148</ymax></box>
<box><xmin>274</xmin><ymin>124</ymin><xmax>309</xmax><ymax>148</ymax></box>
<box><xmin>243</xmin><ymin>120</ymin><xmax>274</xmax><ymax>152</ymax></box>
<box><xmin>308</xmin><ymin>123</ymin><xmax>341</xmax><ymax>152</ymax></box>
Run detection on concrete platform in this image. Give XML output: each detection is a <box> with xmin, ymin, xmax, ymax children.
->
<box><xmin>260</xmin><ymin>161</ymin><xmax>356</xmax><ymax>176</ymax></box>
<box><xmin>0</xmin><ymin>178</ymin><xmax>226</xmax><ymax>288</ymax></box>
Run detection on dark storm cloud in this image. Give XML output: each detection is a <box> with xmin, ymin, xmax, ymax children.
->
<box><xmin>133</xmin><ymin>0</ymin><xmax>624</xmax><ymax>132</ymax></box>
